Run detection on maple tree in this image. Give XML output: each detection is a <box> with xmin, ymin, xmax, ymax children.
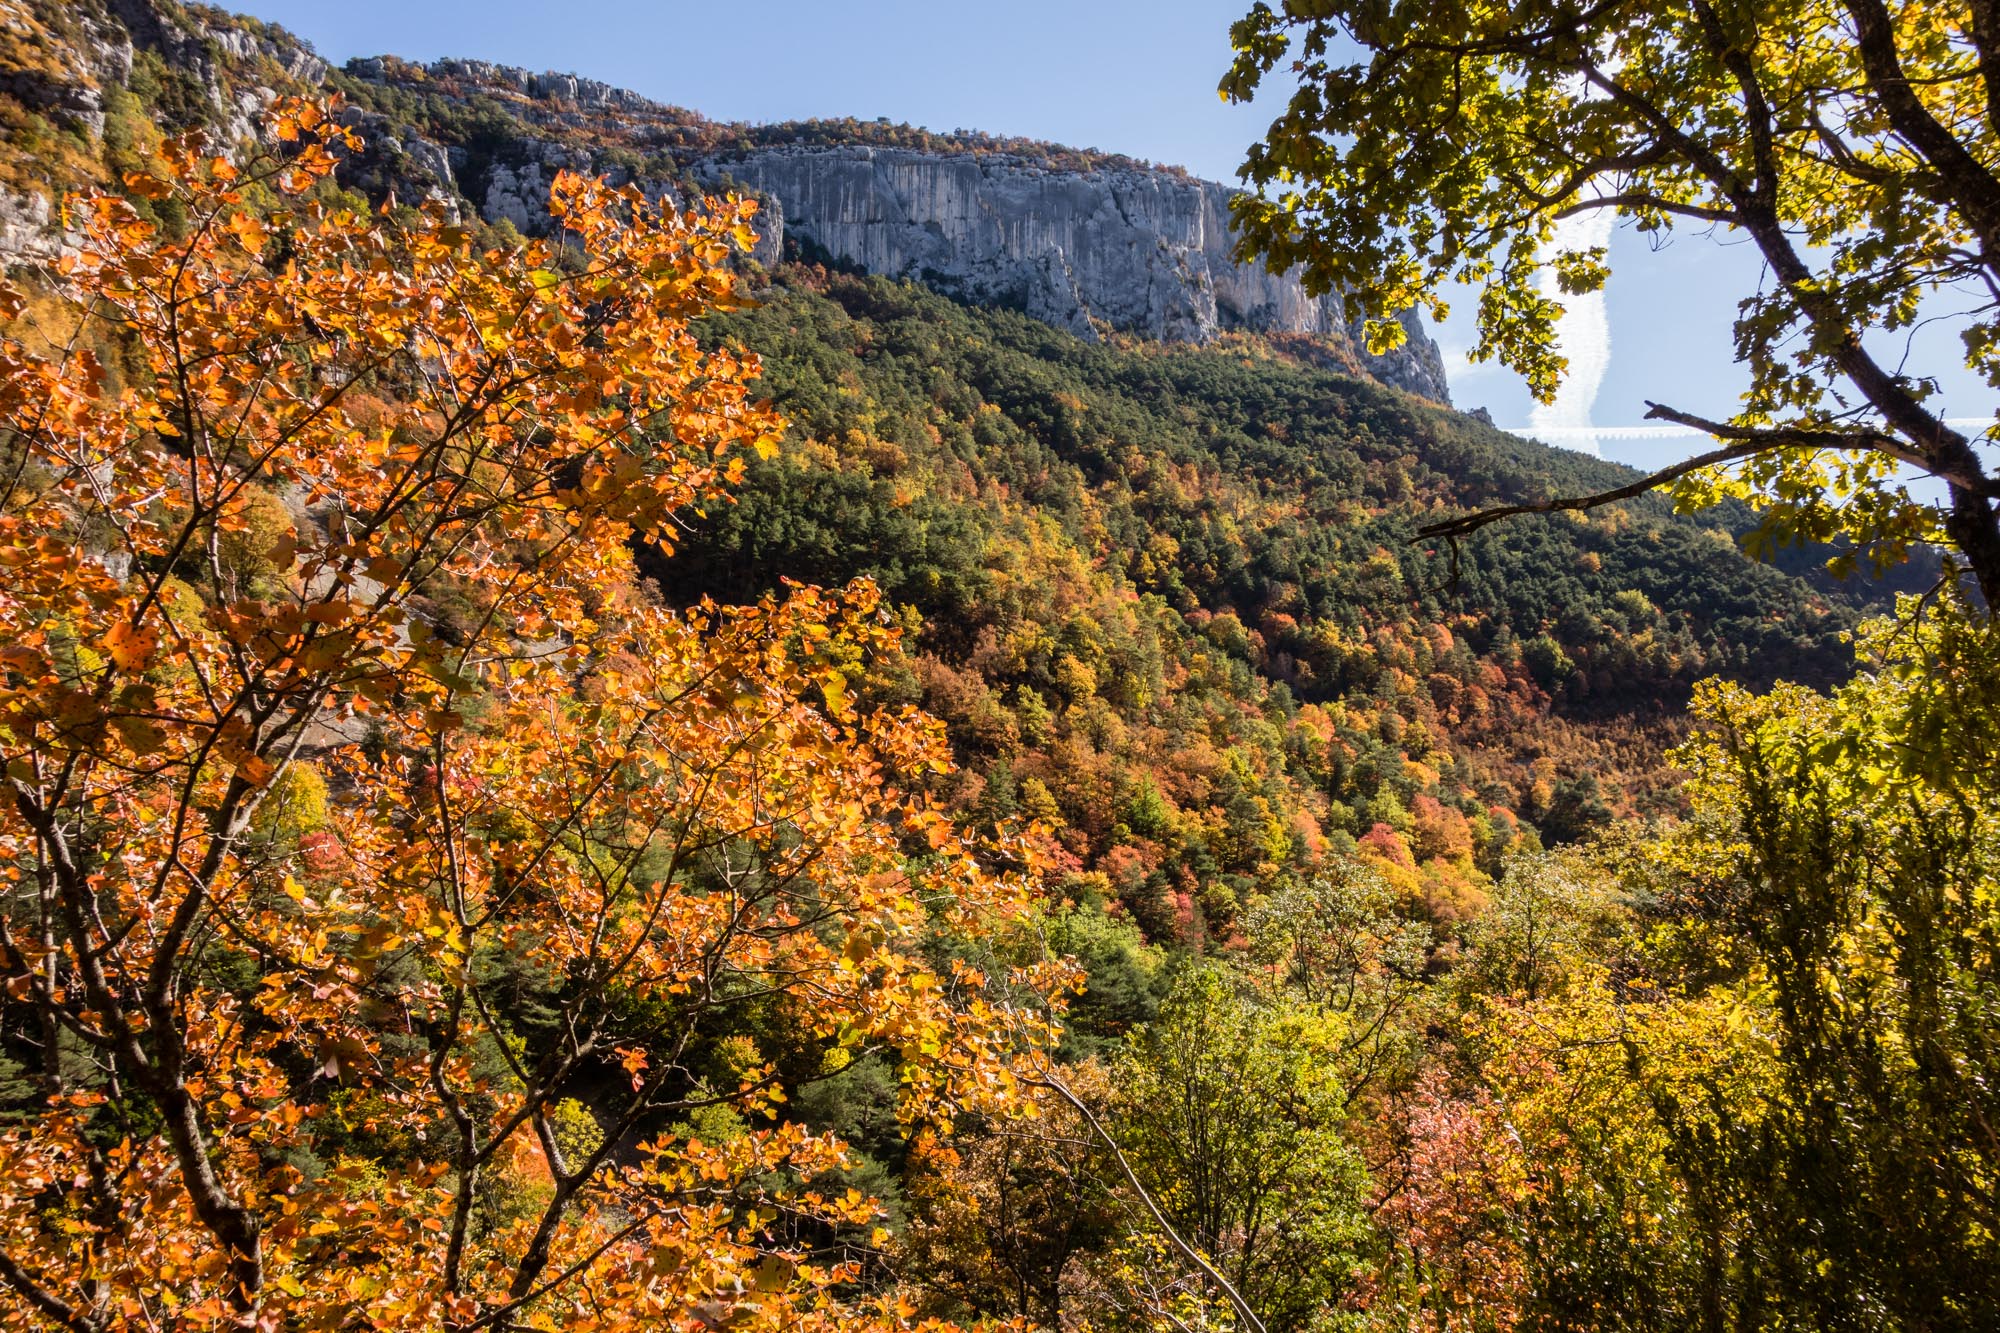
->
<box><xmin>0</xmin><ymin>101</ymin><xmax>1068</xmax><ymax>1330</ymax></box>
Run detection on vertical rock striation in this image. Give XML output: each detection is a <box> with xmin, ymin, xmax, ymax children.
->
<box><xmin>697</xmin><ymin>146</ymin><xmax>1450</xmax><ymax>401</ymax></box>
<box><xmin>0</xmin><ymin>6</ymin><xmax>1448</xmax><ymax>402</ymax></box>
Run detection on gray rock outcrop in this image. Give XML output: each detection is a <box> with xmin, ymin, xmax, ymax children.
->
<box><xmin>690</xmin><ymin>146</ymin><xmax>1448</xmax><ymax>401</ymax></box>
<box><xmin>1</xmin><ymin>7</ymin><xmax>1449</xmax><ymax>403</ymax></box>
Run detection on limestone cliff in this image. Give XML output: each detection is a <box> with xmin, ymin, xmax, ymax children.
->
<box><xmin>467</xmin><ymin>124</ymin><xmax>1448</xmax><ymax>399</ymax></box>
<box><xmin>692</xmin><ymin>147</ymin><xmax>1447</xmax><ymax>399</ymax></box>
<box><xmin>0</xmin><ymin>4</ymin><xmax>1448</xmax><ymax>402</ymax></box>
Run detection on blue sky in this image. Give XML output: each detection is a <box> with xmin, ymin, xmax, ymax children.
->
<box><xmin>237</xmin><ymin>0</ymin><xmax>1989</xmax><ymax>470</ymax></box>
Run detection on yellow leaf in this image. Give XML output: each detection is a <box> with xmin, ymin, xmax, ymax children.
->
<box><xmin>820</xmin><ymin>671</ymin><xmax>848</xmax><ymax>715</ymax></box>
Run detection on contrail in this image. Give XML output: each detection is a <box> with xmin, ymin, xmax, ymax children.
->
<box><xmin>1514</xmin><ymin>418</ymin><xmax>1995</xmax><ymax>442</ymax></box>
<box><xmin>1527</xmin><ymin>209</ymin><xmax>1617</xmax><ymax>455</ymax></box>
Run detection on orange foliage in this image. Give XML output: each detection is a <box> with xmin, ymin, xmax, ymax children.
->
<box><xmin>0</xmin><ymin>103</ymin><xmax>1063</xmax><ymax>1330</ymax></box>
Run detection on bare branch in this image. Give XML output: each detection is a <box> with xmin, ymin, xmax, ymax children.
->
<box><xmin>1031</xmin><ymin>1069</ymin><xmax>1270</xmax><ymax>1333</ymax></box>
<box><xmin>1415</xmin><ymin>439</ymin><xmax>1773</xmax><ymax>542</ymax></box>
<box><xmin>1645</xmin><ymin>402</ymin><xmax>2000</xmax><ymax>497</ymax></box>
<box><xmin>1418</xmin><ymin>399</ymin><xmax>2000</xmax><ymax>543</ymax></box>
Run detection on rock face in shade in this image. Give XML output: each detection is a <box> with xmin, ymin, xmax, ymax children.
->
<box><xmin>691</xmin><ymin>146</ymin><xmax>1451</xmax><ymax>402</ymax></box>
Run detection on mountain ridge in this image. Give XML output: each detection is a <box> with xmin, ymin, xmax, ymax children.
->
<box><xmin>0</xmin><ymin>3</ymin><xmax>1449</xmax><ymax>399</ymax></box>
<box><xmin>336</xmin><ymin>53</ymin><xmax>1451</xmax><ymax>397</ymax></box>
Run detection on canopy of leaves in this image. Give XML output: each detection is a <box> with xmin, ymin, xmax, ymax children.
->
<box><xmin>1223</xmin><ymin>0</ymin><xmax>2000</xmax><ymax>599</ymax></box>
<box><xmin>0</xmin><ymin>105</ymin><xmax>1066</xmax><ymax>1330</ymax></box>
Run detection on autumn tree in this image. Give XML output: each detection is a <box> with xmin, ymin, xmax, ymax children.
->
<box><xmin>1222</xmin><ymin>0</ymin><xmax>2000</xmax><ymax>600</ymax></box>
<box><xmin>1367</xmin><ymin>595</ymin><xmax>2000</xmax><ymax>1330</ymax></box>
<box><xmin>1658</xmin><ymin>599</ymin><xmax>2000</xmax><ymax>1325</ymax></box>
<box><xmin>900</xmin><ymin>1063</ymin><xmax>1123</xmax><ymax>1329</ymax></box>
<box><xmin>0</xmin><ymin>102</ymin><xmax>1065</xmax><ymax>1330</ymax></box>
<box><xmin>1112</xmin><ymin>967</ymin><xmax>1371</xmax><ymax>1333</ymax></box>
<box><xmin>1244</xmin><ymin>867</ymin><xmax>1430</xmax><ymax>1098</ymax></box>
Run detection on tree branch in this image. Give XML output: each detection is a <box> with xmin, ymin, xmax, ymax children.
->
<box><xmin>1031</xmin><ymin>1070</ymin><xmax>1269</xmax><ymax>1333</ymax></box>
<box><xmin>1844</xmin><ymin>0</ymin><xmax>2000</xmax><ymax>268</ymax></box>
<box><xmin>1970</xmin><ymin>0</ymin><xmax>2000</xmax><ymax>140</ymax></box>
<box><xmin>1646</xmin><ymin>403</ymin><xmax>2000</xmax><ymax>497</ymax></box>
<box><xmin>1548</xmin><ymin>193</ymin><xmax>1739</xmax><ymax>226</ymax></box>
<box><xmin>1415</xmin><ymin>439</ymin><xmax>1771</xmax><ymax>542</ymax></box>
<box><xmin>1690</xmin><ymin>0</ymin><xmax>1781</xmax><ymax>198</ymax></box>
<box><xmin>1418</xmin><ymin>402</ymin><xmax>2000</xmax><ymax>543</ymax></box>
<box><xmin>0</xmin><ymin>1251</ymin><xmax>92</xmax><ymax>1333</ymax></box>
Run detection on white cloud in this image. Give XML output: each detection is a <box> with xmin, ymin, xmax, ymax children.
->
<box><xmin>1528</xmin><ymin>210</ymin><xmax>1616</xmax><ymax>455</ymax></box>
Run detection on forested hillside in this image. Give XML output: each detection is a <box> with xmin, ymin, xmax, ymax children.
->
<box><xmin>1</xmin><ymin>3</ymin><xmax>1992</xmax><ymax>1332</ymax></box>
<box><xmin>0</xmin><ymin>0</ymin><xmax>1885</xmax><ymax>933</ymax></box>
<box><xmin>666</xmin><ymin>266</ymin><xmax>1872</xmax><ymax>939</ymax></box>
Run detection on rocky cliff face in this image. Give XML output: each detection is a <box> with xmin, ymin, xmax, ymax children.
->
<box><xmin>470</xmin><ymin>127</ymin><xmax>1450</xmax><ymax>400</ymax></box>
<box><xmin>0</xmin><ymin>4</ymin><xmax>1449</xmax><ymax>402</ymax></box>
<box><xmin>692</xmin><ymin>146</ymin><xmax>1448</xmax><ymax>400</ymax></box>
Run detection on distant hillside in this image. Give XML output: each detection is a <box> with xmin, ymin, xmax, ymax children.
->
<box><xmin>0</xmin><ymin>0</ymin><xmax>1914</xmax><ymax>943</ymax></box>
<box><xmin>651</xmin><ymin>265</ymin><xmax>1878</xmax><ymax>935</ymax></box>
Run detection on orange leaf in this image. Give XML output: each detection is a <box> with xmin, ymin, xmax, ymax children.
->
<box><xmin>103</xmin><ymin>621</ymin><xmax>160</xmax><ymax>672</ymax></box>
<box><xmin>122</xmin><ymin>172</ymin><xmax>174</xmax><ymax>201</ymax></box>
<box><xmin>225</xmin><ymin>213</ymin><xmax>268</xmax><ymax>253</ymax></box>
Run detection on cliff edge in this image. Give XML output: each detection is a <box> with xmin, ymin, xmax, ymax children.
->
<box><xmin>0</xmin><ymin>3</ymin><xmax>1448</xmax><ymax>401</ymax></box>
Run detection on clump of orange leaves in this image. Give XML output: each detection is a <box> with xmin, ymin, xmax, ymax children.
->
<box><xmin>0</xmin><ymin>99</ymin><xmax>1068</xmax><ymax>1331</ymax></box>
